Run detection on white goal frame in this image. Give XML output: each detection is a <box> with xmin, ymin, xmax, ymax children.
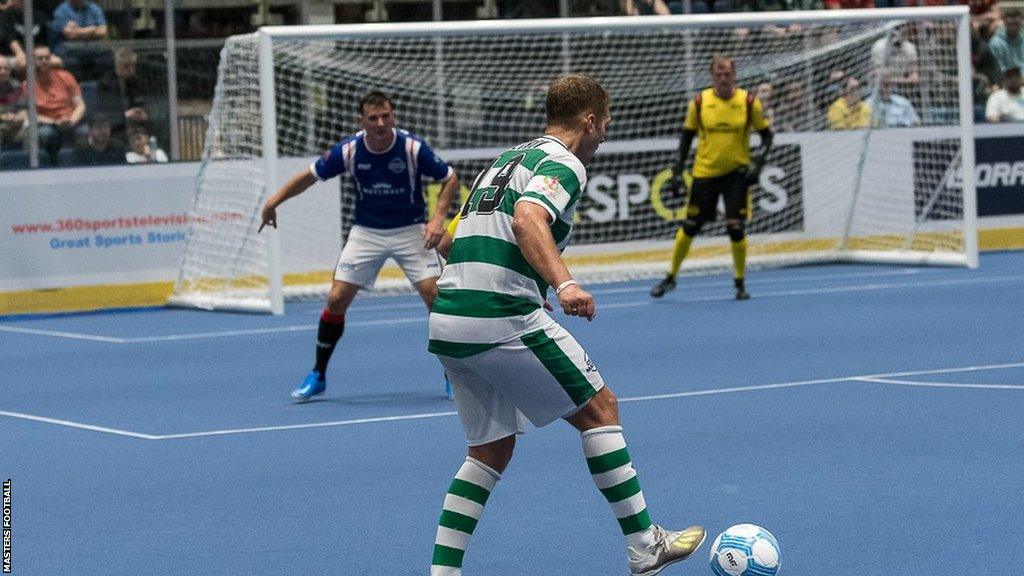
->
<box><xmin>172</xmin><ymin>7</ymin><xmax>977</xmax><ymax>314</ymax></box>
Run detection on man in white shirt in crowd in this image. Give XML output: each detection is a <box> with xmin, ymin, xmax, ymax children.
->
<box><xmin>865</xmin><ymin>72</ymin><xmax>921</xmax><ymax>128</ymax></box>
<box><xmin>985</xmin><ymin>66</ymin><xmax>1024</xmax><ymax>122</ymax></box>
<box><xmin>871</xmin><ymin>28</ymin><xmax>919</xmax><ymax>91</ymax></box>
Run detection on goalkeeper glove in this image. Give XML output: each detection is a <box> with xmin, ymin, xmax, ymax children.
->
<box><xmin>664</xmin><ymin>172</ymin><xmax>684</xmax><ymax>199</ymax></box>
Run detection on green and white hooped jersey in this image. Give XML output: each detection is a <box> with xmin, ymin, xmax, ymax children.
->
<box><xmin>429</xmin><ymin>135</ymin><xmax>587</xmax><ymax>357</ymax></box>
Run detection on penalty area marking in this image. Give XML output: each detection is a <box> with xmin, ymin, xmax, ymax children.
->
<box><xmin>2</xmin><ymin>360</ymin><xmax>1022</xmax><ymax>441</ymax></box>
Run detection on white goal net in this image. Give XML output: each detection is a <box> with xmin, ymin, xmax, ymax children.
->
<box><xmin>170</xmin><ymin>8</ymin><xmax>977</xmax><ymax>314</ymax></box>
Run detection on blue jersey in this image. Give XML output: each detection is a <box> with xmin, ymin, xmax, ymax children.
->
<box><xmin>310</xmin><ymin>128</ymin><xmax>453</xmax><ymax>229</ymax></box>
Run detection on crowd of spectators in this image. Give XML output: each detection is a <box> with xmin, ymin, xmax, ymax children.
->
<box><xmin>2</xmin><ymin>0</ymin><xmax>1024</xmax><ymax>170</ymax></box>
<box><xmin>0</xmin><ymin>0</ymin><xmax>168</xmax><ymax>167</ymax></box>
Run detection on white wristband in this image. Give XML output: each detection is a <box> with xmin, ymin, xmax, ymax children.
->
<box><xmin>555</xmin><ymin>280</ymin><xmax>578</xmax><ymax>295</ymax></box>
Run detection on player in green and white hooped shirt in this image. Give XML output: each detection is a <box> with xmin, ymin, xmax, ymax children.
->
<box><xmin>427</xmin><ymin>75</ymin><xmax>706</xmax><ymax>576</ymax></box>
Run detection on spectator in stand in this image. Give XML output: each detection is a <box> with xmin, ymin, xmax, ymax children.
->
<box><xmin>985</xmin><ymin>65</ymin><xmax>1024</xmax><ymax>121</ymax></box>
<box><xmin>871</xmin><ymin>28</ymin><xmax>920</xmax><ymax>91</ymax></box>
<box><xmin>774</xmin><ymin>79</ymin><xmax>811</xmax><ymax>132</ymax></box>
<box><xmin>824</xmin><ymin>0</ymin><xmax>873</xmax><ymax>9</ymax></box>
<box><xmin>973</xmin><ymin>21</ymin><xmax>1003</xmax><ymax>87</ymax></box>
<box><xmin>0</xmin><ymin>53</ymin><xmax>19</xmax><ymax>104</ymax></box>
<box><xmin>0</xmin><ymin>0</ymin><xmax>59</xmax><ymax>72</ymax></box>
<box><xmin>988</xmin><ymin>7</ymin><xmax>1024</xmax><ymax>74</ymax></box>
<box><xmin>125</xmin><ymin>127</ymin><xmax>167</xmax><ymax>163</ymax></box>
<box><xmin>27</xmin><ymin>44</ymin><xmax>85</xmax><ymax>161</ymax></box>
<box><xmin>72</xmin><ymin>112</ymin><xmax>122</xmax><ymax>164</ymax></box>
<box><xmin>963</xmin><ymin>0</ymin><xmax>1002</xmax><ymax>40</ymax></box>
<box><xmin>755</xmin><ymin>81</ymin><xmax>775</xmax><ymax>125</ymax></box>
<box><xmin>0</xmin><ymin>54</ymin><xmax>26</xmax><ymax>149</ymax></box>
<box><xmin>50</xmin><ymin>0</ymin><xmax>110</xmax><ymax>80</ymax></box>
<box><xmin>621</xmin><ymin>0</ymin><xmax>670</xmax><ymax>15</ymax></box>
<box><xmin>866</xmin><ymin>73</ymin><xmax>921</xmax><ymax>127</ymax></box>
<box><xmin>828</xmin><ymin>77</ymin><xmax>871</xmax><ymax>130</ymax></box>
<box><xmin>96</xmin><ymin>47</ymin><xmax>149</xmax><ymax>141</ymax></box>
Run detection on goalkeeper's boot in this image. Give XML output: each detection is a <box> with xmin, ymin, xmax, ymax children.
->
<box><xmin>628</xmin><ymin>525</ymin><xmax>707</xmax><ymax>576</ymax></box>
<box><xmin>292</xmin><ymin>370</ymin><xmax>326</xmax><ymax>402</ymax></box>
<box><xmin>650</xmin><ymin>276</ymin><xmax>677</xmax><ymax>298</ymax></box>
<box><xmin>444</xmin><ymin>372</ymin><xmax>454</xmax><ymax>400</ymax></box>
<box><xmin>734</xmin><ymin>278</ymin><xmax>750</xmax><ymax>301</ymax></box>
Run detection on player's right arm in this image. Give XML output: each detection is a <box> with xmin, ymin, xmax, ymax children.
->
<box><xmin>512</xmin><ymin>202</ymin><xmax>594</xmax><ymax>321</ymax></box>
<box><xmin>259</xmin><ymin>170</ymin><xmax>318</xmax><ymax>232</ymax></box>
<box><xmin>260</xmin><ymin>142</ymin><xmax>348</xmax><ymax>232</ymax></box>
<box><xmin>669</xmin><ymin>99</ymin><xmax>699</xmax><ymax>194</ymax></box>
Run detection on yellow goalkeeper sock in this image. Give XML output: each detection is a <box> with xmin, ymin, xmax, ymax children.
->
<box><xmin>731</xmin><ymin>238</ymin><xmax>747</xmax><ymax>281</ymax></box>
<box><xmin>669</xmin><ymin>228</ymin><xmax>694</xmax><ymax>278</ymax></box>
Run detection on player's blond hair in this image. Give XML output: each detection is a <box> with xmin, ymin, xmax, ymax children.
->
<box><xmin>545</xmin><ymin>74</ymin><xmax>610</xmax><ymax>128</ymax></box>
<box><xmin>709</xmin><ymin>54</ymin><xmax>735</xmax><ymax>73</ymax></box>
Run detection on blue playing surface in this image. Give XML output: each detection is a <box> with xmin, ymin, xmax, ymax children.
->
<box><xmin>3</xmin><ymin>252</ymin><xmax>1023</xmax><ymax>576</ymax></box>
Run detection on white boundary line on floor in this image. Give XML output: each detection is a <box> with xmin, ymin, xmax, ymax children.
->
<box><xmin>3</xmin><ymin>361</ymin><xmax>1022</xmax><ymax>441</ymax></box>
<box><xmin>2</xmin><ymin>274</ymin><xmax>1021</xmax><ymax>344</ymax></box>
<box><xmin>0</xmin><ymin>410</ymin><xmax>158</xmax><ymax>439</ymax></box>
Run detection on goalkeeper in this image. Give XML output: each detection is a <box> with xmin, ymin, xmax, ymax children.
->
<box><xmin>651</xmin><ymin>55</ymin><xmax>773</xmax><ymax>301</ymax></box>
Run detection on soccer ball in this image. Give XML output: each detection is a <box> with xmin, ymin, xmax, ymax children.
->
<box><xmin>709</xmin><ymin>524</ymin><xmax>781</xmax><ymax>576</ymax></box>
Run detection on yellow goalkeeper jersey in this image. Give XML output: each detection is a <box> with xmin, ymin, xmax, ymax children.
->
<box><xmin>683</xmin><ymin>87</ymin><xmax>770</xmax><ymax>179</ymax></box>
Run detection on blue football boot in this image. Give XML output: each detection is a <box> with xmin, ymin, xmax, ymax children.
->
<box><xmin>291</xmin><ymin>370</ymin><xmax>326</xmax><ymax>402</ymax></box>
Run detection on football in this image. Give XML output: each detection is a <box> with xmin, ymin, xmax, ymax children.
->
<box><xmin>709</xmin><ymin>524</ymin><xmax>781</xmax><ymax>576</ymax></box>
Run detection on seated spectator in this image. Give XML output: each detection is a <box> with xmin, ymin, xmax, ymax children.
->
<box><xmin>973</xmin><ymin>21</ymin><xmax>1003</xmax><ymax>88</ymax></box>
<box><xmin>0</xmin><ymin>54</ymin><xmax>20</xmax><ymax>104</ymax></box>
<box><xmin>96</xmin><ymin>47</ymin><xmax>150</xmax><ymax>141</ymax></box>
<box><xmin>621</xmin><ymin>0</ymin><xmax>671</xmax><ymax>14</ymax></box>
<box><xmin>125</xmin><ymin>128</ymin><xmax>167</xmax><ymax>163</ymax></box>
<box><xmin>985</xmin><ymin>66</ymin><xmax>1024</xmax><ymax>121</ymax></box>
<box><xmin>871</xmin><ymin>28</ymin><xmax>920</xmax><ymax>90</ymax></box>
<box><xmin>72</xmin><ymin>112</ymin><xmax>122</xmax><ymax>165</ymax></box>
<box><xmin>754</xmin><ymin>81</ymin><xmax>775</xmax><ymax>125</ymax></box>
<box><xmin>988</xmin><ymin>7</ymin><xmax>1024</xmax><ymax>74</ymax></box>
<box><xmin>828</xmin><ymin>77</ymin><xmax>871</xmax><ymax>129</ymax></box>
<box><xmin>0</xmin><ymin>0</ymin><xmax>58</xmax><ymax>72</ymax></box>
<box><xmin>26</xmin><ymin>44</ymin><xmax>85</xmax><ymax>160</ymax></box>
<box><xmin>774</xmin><ymin>79</ymin><xmax>811</xmax><ymax>132</ymax></box>
<box><xmin>866</xmin><ymin>73</ymin><xmax>921</xmax><ymax>127</ymax></box>
<box><xmin>824</xmin><ymin>0</ymin><xmax>873</xmax><ymax>9</ymax></box>
<box><xmin>50</xmin><ymin>0</ymin><xmax>110</xmax><ymax>80</ymax></box>
<box><xmin>0</xmin><ymin>54</ymin><xmax>26</xmax><ymax>148</ymax></box>
<box><xmin>963</xmin><ymin>0</ymin><xmax>1002</xmax><ymax>40</ymax></box>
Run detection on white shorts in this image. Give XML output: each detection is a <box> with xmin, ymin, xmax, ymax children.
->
<box><xmin>436</xmin><ymin>314</ymin><xmax>605</xmax><ymax>446</ymax></box>
<box><xmin>334</xmin><ymin>223</ymin><xmax>441</xmax><ymax>289</ymax></box>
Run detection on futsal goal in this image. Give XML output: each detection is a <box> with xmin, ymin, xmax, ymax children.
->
<box><xmin>169</xmin><ymin>7</ymin><xmax>977</xmax><ymax>314</ymax></box>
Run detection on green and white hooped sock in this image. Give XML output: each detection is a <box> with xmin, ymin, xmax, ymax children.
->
<box><xmin>582</xmin><ymin>425</ymin><xmax>656</xmax><ymax>549</ymax></box>
<box><xmin>430</xmin><ymin>456</ymin><xmax>501</xmax><ymax>576</ymax></box>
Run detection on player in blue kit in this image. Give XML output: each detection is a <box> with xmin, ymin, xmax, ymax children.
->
<box><xmin>260</xmin><ymin>91</ymin><xmax>460</xmax><ymax>401</ymax></box>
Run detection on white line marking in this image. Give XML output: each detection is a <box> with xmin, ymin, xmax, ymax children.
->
<box><xmin>618</xmin><ymin>375</ymin><xmax>853</xmax><ymax>402</ymax></box>
<box><xmin>0</xmin><ymin>325</ymin><xmax>127</xmax><ymax>343</ymax></box>
<box><xmin>3</xmin><ymin>274</ymin><xmax>1019</xmax><ymax>344</ymax></box>
<box><xmin>603</xmin><ymin>274</ymin><xmax>1024</xmax><ymax>309</ymax></box>
<box><xmin>124</xmin><ymin>317</ymin><xmax>425</xmax><ymax>343</ymax></box>
<box><xmin>126</xmin><ymin>324</ymin><xmax>314</xmax><ymax>342</ymax></box>
<box><xmin>856</xmin><ymin>361</ymin><xmax>1024</xmax><ymax>378</ymax></box>
<box><xmin>588</xmin><ymin>268</ymin><xmax>923</xmax><ymax>295</ymax></box>
<box><xmin>854</xmin><ymin>377</ymin><xmax>1024</xmax><ymax>390</ymax></box>
<box><xmin>4</xmin><ymin>360</ymin><xmax>1021</xmax><ymax>440</ymax></box>
<box><xmin>320</xmin><ymin>268</ymin><xmax>925</xmax><ymax>311</ymax></box>
<box><xmin>0</xmin><ymin>410</ymin><xmax>158</xmax><ymax>439</ymax></box>
<box><xmin>152</xmin><ymin>411</ymin><xmax>459</xmax><ymax>440</ymax></box>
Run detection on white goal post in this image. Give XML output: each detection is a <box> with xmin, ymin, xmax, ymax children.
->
<box><xmin>170</xmin><ymin>7</ymin><xmax>977</xmax><ymax>314</ymax></box>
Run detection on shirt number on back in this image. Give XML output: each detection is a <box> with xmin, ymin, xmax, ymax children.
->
<box><xmin>463</xmin><ymin>153</ymin><xmax>526</xmax><ymax>217</ymax></box>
